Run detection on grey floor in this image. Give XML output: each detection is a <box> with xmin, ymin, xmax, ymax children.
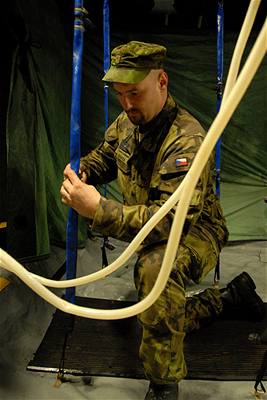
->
<box><xmin>0</xmin><ymin>238</ymin><xmax>266</xmax><ymax>400</ymax></box>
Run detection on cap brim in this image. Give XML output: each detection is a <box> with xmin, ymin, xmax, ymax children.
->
<box><xmin>102</xmin><ymin>66</ymin><xmax>150</xmax><ymax>84</ymax></box>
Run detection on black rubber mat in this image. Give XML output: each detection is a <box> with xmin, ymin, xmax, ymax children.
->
<box><xmin>27</xmin><ymin>297</ymin><xmax>267</xmax><ymax>381</ymax></box>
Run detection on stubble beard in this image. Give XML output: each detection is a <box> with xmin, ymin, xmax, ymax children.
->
<box><xmin>127</xmin><ymin>109</ymin><xmax>146</xmax><ymax>125</ymax></box>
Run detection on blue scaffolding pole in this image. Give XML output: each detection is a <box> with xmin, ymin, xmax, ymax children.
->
<box><xmin>65</xmin><ymin>0</ymin><xmax>86</xmax><ymax>303</ymax></box>
<box><xmin>215</xmin><ymin>0</ymin><xmax>224</xmax><ymax>197</ymax></box>
<box><xmin>101</xmin><ymin>0</ymin><xmax>111</xmax><ymax>268</ymax></box>
<box><xmin>214</xmin><ymin>0</ymin><xmax>224</xmax><ymax>285</ymax></box>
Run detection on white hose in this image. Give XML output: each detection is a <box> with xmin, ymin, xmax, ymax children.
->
<box><xmin>0</xmin><ymin>17</ymin><xmax>266</xmax><ymax>320</ymax></box>
<box><xmin>28</xmin><ymin>0</ymin><xmax>263</xmax><ymax>290</ymax></box>
<box><xmin>222</xmin><ymin>0</ymin><xmax>261</xmax><ymax>106</ymax></box>
<box><xmin>18</xmin><ymin>0</ymin><xmax>263</xmax><ymax>290</ymax></box>
<box><xmin>29</xmin><ymin>180</ymin><xmax>185</xmax><ymax>288</ymax></box>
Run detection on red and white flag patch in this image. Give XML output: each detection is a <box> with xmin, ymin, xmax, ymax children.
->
<box><xmin>175</xmin><ymin>158</ymin><xmax>188</xmax><ymax>167</ymax></box>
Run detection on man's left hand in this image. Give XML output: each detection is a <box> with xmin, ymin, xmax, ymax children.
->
<box><xmin>60</xmin><ymin>165</ymin><xmax>101</xmax><ymax>219</ymax></box>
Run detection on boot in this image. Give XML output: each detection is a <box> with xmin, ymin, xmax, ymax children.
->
<box><xmin>144</xmin><ymin>382</ymin><xmax>179</xmax><ymax>400</ymax></box>
<box><xmin>220</xmin><ymin>271</ymin><xmax>265</xmax><ymax>321</ymax></box>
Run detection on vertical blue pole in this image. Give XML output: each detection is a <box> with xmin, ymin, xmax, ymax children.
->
<box><xmin>215</xmin><ymin>1</ymin><xmax>224</xmax><ymax>197</ymax></box>
<box><xmin>101</xmin><ymin>0</ymin><xmax>111</xmax><ymax>268</ymax></box>
<box><xmin>66</xmin><ymin>1</ymin><xmax>85</xmax><ymax>303</ymax></box>
<box><xmin>103</xmin><ymin>0</ymin><xmax>110</xmax><ymax>133</ymax></box>
<box><xmin>214</xmin><ymin>1</ymin><xmax>224</xmax><ymax>285</ymax></box>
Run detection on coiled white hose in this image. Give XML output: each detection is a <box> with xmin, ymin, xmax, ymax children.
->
<box><xmin>27</xmin><ymin>0</ymin><xmax>263</xmax><ymax>290</ymax></box>
<box><xmin>0</xmin><ymin>8</ymin><xmax>266</xmax><ymax>320</ymax></box>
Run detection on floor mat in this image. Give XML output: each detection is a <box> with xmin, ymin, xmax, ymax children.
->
<box><xmin>27</xmin><ymin>297</ymin><xmax>267</xmax><ymax>381</ymax></box>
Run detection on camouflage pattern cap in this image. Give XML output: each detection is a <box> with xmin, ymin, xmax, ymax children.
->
<box><xmin>102</xmin><ymin>41</ymin><xmax>167</xmax><ymax>84</ymax></box>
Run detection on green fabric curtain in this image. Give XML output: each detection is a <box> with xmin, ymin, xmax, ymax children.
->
<box><xmin>6</xmin><ymin>0</ymin><xmax>87</xmax><ymax>260</ymax></box>
<box><xmin>5</xmin><ymin>1</ymin><xmax>267</xmax><ymax>261</ymax></box>
<box><xmin>82</xmin><ymin>31</ymin><xmax>267</xmax><ymax>242</ymax></box>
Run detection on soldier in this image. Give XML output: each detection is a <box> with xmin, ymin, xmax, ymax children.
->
<box><xmin>60</xmin><ymin>41</ymin><xmax>265</xmax><ymax>400</ymax></box>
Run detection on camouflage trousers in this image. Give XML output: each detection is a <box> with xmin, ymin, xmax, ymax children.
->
<box><xmin>134</xmin><ymin>230</ymin><xmax>223</xmax><ymax>384</ymax></box>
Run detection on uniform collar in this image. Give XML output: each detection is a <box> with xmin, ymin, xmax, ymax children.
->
<box><xmin>137</xmin><ymin>94</ymin><xmax>178</xmax><ymax>152</ymax></box>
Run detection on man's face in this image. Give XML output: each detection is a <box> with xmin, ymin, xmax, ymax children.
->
<box><xmin>112</xmin><ymin>70</ymin><xmax>168</xmax><ymax>125</ymax></box>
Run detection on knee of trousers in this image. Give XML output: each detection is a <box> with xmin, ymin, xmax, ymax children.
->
<box><xmin>135</xmin><ymin>244</ymin><xmax>187</xmax><ymax>329</ymax></box>
<box><xmin>137</xmin><ymin>274</ymin><xmax>186</xmax><ymax>331</ymax></box>
<box><xmin>134</xmin><ymin>243</ymin><xmax>189</xmax><ymax>293</ymax></box>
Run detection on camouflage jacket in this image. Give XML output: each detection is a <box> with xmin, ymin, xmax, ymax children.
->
<box><xmin>81</xmin><ymin>95</ymin><xmax>228</xmax><ymax>250</ymax></box>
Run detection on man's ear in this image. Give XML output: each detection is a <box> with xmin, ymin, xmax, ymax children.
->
<box><xmin>159</xmin><ymin>71</ymin><xmax>168</xmax><ymax>90</ymax></box>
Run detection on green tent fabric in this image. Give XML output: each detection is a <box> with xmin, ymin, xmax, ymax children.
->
<box><xmin>5</xmin><ymin>1</ymin><xmax>267</xmax><ymax>261</ymax></box>
<box><xmin>82</xmin><ymin>31</ymin><xmax>267</xmax><ymax>242</ymax></box>
<box><xmin>6</xmin><ymin>0</ymin><xmax>87</xmax><ymax>260</ymax></box>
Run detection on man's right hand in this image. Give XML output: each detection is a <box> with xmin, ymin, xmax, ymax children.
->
<box><xmin>63</xmin><ymin>163</ymin><xmax>88</xmax><ymax>183</ymax></box>
<box><xmin>61</xmin><ymin>165</ymin><xmax>100</xmax><ymax>219</ymax></box>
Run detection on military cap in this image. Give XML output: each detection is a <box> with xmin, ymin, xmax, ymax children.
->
<box><xmin>102</xmin><ymin>41</ymin><xmax>167</xmax><ymax>84</ymax></box>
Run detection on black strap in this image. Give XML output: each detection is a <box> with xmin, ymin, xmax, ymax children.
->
<box><xmin>101</xmin><ymin>236</ymin><xmax>116</xmax><ymax>268</ymax></box>
<box><xmin>254</xmin><ymin>349</ymin><xmax>267</xmax><ymax>394</ymax></box>
<box><xmin>101</xmin><ymin>236</ymin><xmax>109</xmax><ymax>268</ymax></box>
<box><xmin>213</xmin><ymin>256</ymin><xmax>220</xmax><ymax>287</ymax></box>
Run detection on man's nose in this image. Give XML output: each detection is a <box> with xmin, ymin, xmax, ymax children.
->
<box><xmin>121</xmin><ymin>96</ymin><xmax>132</xmax><ymax>110</ymax></box>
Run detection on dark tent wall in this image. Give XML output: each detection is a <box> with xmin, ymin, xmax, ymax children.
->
<box><xmin>3</xmin><ymin>0</ymin><xmax>88</xmax><ymax>260</ymax></box>
<box><xmin>82</xmin><ymin>30</ymin><xmax>267</xmax><ymax>242</ymax></box>
<box><xmin>2</xmin><ymin>0</ymin><xmax>266</xmax><ymax>261</ymax></box>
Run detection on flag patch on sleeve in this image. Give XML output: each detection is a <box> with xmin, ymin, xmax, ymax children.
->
<box><xmin>175</xmin><ymin>158</ymin><xmax>188</xmax><ymax>167</ymax></box>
